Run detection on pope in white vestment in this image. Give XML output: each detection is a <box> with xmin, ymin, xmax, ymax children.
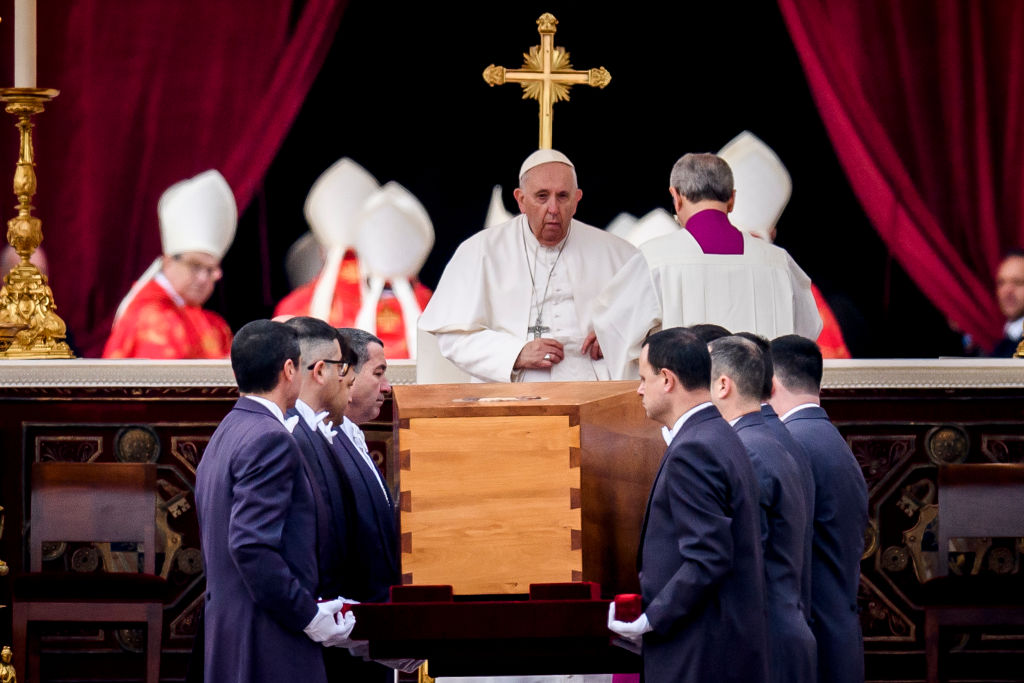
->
<box><xmin>593</xmin><ymin>152</ymin><xmax>822</xmax><ymax>381</ymax></box>
<box><xmin>418</xmin><ymin>150</ymin><xmax>638</xmax><ymax>383</ymax></box>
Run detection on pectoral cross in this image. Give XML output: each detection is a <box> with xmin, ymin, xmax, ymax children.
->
<box><xmin>528</xmin><ymin>317</ymin><xmax>550</xmax><ymax>339</ymax></box>
<box><xmin>483</xmin><ymin>13</ymin><xmax>611</xmax><ymax>149</ymax></box>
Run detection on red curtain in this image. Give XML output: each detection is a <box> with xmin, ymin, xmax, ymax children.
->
<box><xmin>777</xmin><ymin>0</ymin><xmax>1024</xmax><ymax>350</ymax></box>
<box><xmin>13</xmin><ymin>0</ymin><xmax>347</xmax><ymax>356</ymax></box>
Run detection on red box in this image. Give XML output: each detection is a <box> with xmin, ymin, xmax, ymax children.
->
<box><xmin>613</xmin><ymin>594</ymin><xmax>642</xmax><ymax>623</ymax></box>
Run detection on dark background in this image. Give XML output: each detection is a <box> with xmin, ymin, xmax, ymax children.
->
<box><xmin>213</xmin><ymin>0</ymin><xmax>966</xmax><ymax>358</ymax></box>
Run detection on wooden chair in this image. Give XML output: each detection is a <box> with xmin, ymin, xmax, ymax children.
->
<box><xmin>925</xmin><ymin>463</ymin><xmax>1024</xmax><ymax>682</ymax></box>
<box><xmin>12</xmin><ymin>462</ymin><xmax>166</xmax><ymax>683</ymax></box>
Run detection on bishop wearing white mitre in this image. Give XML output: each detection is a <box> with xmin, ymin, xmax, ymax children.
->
<box><xmin>418</xmin><ymin>149</ymin><xmax>638</xmax><ymax>383</ymax></box>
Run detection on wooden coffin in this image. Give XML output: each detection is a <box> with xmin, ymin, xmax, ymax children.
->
<box><xmin>394</xmin><ymin>380</ymin><xmax>664</xmax><ymax>596</ymax></box>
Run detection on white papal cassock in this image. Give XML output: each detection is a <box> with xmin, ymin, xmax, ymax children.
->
<box><xmin>418</xmin><ymin>214</ymin><xmax>638</xmax><ymax>383</ymax></box>
<box><xmin>592</xmin><ymin>227</ymin><xmax>822</xmax><ymax>381</ymax></box>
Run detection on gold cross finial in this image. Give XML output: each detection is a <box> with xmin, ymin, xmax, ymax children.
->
<box><xmin>483</xmin><ymin>13</ymin><xmax>611</xmax><ymax>149</ymax></box>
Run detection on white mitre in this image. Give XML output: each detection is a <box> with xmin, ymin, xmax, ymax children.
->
<box><xmin>485</xmin><ymin>185</ymin><xmax>515</xmax><ymax>228</ymax></box>
<box><xmin>718</xmin><ymin>131</ymin><xmax>791</xmax><ymax>241</ymax></box>
<box><xmin>114</xmin><ymin>169</ymin><xmax>237</xmax><ymax>323</ymax></box>
<box><xmin>354</xmin><ymin>181</ymin><xmax>434</xmax><ymax>358</ymax></box>
<box><xmin>305</xmin><ymin>157</ymin><xmax>380</xmax><ymax>321</ymax></box>
<box><xmin>606</xmin><ymin>212</ymin><xmax>638</xmax><ymax>239</ymax></box>
<box><xmin>159</xmin><ymin>169</ymin><xmax>237</xmax><ymax>258</ymax></box>
<box><xmin>625</xmin><ymin>208</ymin><xmax>679</xmax><ymax>247</ymax></box>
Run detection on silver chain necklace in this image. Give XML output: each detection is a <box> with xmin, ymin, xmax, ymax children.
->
<box><xmin>522</xmin><ymin>221</ymin><xmax>569</xmax><ymax>339</ymax></box>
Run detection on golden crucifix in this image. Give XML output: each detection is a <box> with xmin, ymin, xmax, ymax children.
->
<box><xmin>483</xmin><ymin>13</ymin><xmax>611</xmax><ymax>149</ymax></box>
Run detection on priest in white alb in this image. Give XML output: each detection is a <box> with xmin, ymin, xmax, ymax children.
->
<box><xmin>418</xmin><ymin>149</ymin><xmax>638</xmax><ymax>383</ymax></box>
<box><xmin>592</xmin><ymin>151</ymin><xmax>822</xmax><ymax>380</ymax></box>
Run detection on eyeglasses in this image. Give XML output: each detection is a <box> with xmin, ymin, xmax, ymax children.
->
<box><xmin>308</xmin><ymin>358</ymin><xmax>350</xmax><ymax>376</ymax></box>
<box><xmin>173</xmin><ymin>255</ymin><xmax>222</xmax><ymax>280</ymax></box>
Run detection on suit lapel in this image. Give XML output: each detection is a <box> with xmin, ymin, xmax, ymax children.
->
<box><xmin>637</xmin><ymin>405</ymin><xmax>720</xmax><ymax>570</ymax></box>
<box><xmin>292</xmin><ymin>421</ymin><xmax>349</xmax><ymax>550</ymax></box>
<box><xmin>333</xmin><ymin>433</ymin><xmax>399</xmax><ymax>574</ymax></box>
<box><xmin>275</xmin><ymin>412</ymin><xmax>332</xmax><ymax>589</ymax></box>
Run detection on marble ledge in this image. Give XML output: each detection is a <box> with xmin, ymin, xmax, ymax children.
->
<box><xmin>0</xmin><ymin>357</ymin><xmax>1020</xmax><ymax>390</ymax></box>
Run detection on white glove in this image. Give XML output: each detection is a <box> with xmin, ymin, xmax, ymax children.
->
<box><xmin>607</xmin><ymin>601</ymin><xmax>652</xmax><ymax>645</ymax></box>
<box><xmin>374</xmin><ymin>658</ymin><xmax>425</xmax><ymax>673</ymax></box>
<box><xmin>303</xmin><ymin>597</ymin><xmax>357</xmax><ymax>648</ymax></box>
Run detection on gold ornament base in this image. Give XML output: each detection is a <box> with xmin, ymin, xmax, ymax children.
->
<box><xmin>0</xmin><ymin>87</ymin><xmax>72</xmax><ymax>359</ymax></box>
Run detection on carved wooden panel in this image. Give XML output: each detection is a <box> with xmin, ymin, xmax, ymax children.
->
<box><xmin>827</xmin><ymin>388</ymin><xmax>1024</xmax><ymax>680</ymax></box>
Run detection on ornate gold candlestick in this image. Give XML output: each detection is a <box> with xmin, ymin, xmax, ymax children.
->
<box><xmin>0</xmin><ymin>87</ymin><xmax>71</xmax><ymax>358</ymax></box>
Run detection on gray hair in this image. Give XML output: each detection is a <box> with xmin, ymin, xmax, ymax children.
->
<box><xmin>337</xmin><ymin>328</ymin><xmax>384</xmax><ymax>371</ymax></box>
<box><xmin>709</xmin><ymin>335</ymin><xmax>764</xmax><ymax>401</ymax></box>
<box><xmin>670</xmin><ymin>153</ymin><xmax>734</xmax><ymax>203</ymax></box>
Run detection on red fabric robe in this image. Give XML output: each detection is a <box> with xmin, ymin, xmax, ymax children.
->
<box><xmin>812</xmin><ymin>284</ymin><xmax>851</xmax><ymax>359</ymax></box>
<box><xmin>274</xmin><ymin>251</ymin><xmax>432</xmax><ymax>359</ymax></box>
<box><xmin>102</xmin><ymin>278</ymin><xmax>232</xmax><ymax>359</ymax></box>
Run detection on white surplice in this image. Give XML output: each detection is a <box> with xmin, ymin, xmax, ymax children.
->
<box><xmin>593</xmin><ymin>227</ymin><xmax>822</xmax><ymax>381</ymax></box>
<box><xmin>418</xmin><ymin>214</ymin><xmax>638</xmax><ymax>383</ymax></box>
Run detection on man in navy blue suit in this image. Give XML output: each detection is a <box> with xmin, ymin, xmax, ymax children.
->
<box><xmin>334</xmin><ymin>327</ymin><xmax>401</xmax><ymax>604</ymax></box>
<box><xmin>709</xmin><ymin>335</ymin><xmax>816</xmax><ymax>683</ymax></box>
<box><xmin>608</xmin><ymin>327</ymin><xmax>768</xmax><ymax>683</ymax></box>
<box><xmin>736</xmin><ymin>330</ymin><xmax>816</xmax><ymax>624</ymax></box>
<box><xmin>314</xmin><ymin>327</ymin><xmax>407</xmax><ymax>680</ymax></box>
<box><xmin>770</xmin><ymin>334</ymin><xmax>868</xmax><ymax>683</ymax></box>
<box><xmin>284</xmin><ymin>316</ymin><xmax>403</xmax><ymax>680</ymax></box>
<box><xmin>195</xmin><ymin>320</ymin><xmax>355</xmax><ymax>683</ymax></box>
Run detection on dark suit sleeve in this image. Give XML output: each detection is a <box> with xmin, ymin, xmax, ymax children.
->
<box><xmin>228</xmin><ymin>429</ymin><xmax>317</xmax><ymax>632</ymax></box>
<box><xmin>749</xmin><ymin>451</ymin><xmax>775</xmax><ymax>552</ymax></box>
<box><xmin>646</xmin><ymin>441</ymin><xmax>735</xmax><ymax>632</ymax></box>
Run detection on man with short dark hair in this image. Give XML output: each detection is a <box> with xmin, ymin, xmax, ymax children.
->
<box><xmin>688</xmin><ymin>322</ymin><xmax>732</xmax><ymax>345</ymax></box>
<box><xmin>770</xmin><ymin>334</ymin><xmax>868</xmax><ymax>683</ymax></box>
<box><xmin>735</xmin><ymin>330</ymin><xmax>816</xmax><ymax>625</ymax></box>
<box><xmin>338</xmin><ymin>328</ymin><xmax>391</xmax><ymax>427</ymax></box>
<box><xmin>709</xmin><ymin>335</ymin><xmax>815</xmax><ymax>683</ymax></box>
<box><xmin>593</xmin><ymin>152</ymin><xmax>820</xmax><ymax>380</ymax></box>
<box><xmin>608</xmin><ymin>327</ymin><xmax>768</xmax><ymax>683</ymax></box>
<box><xmin>196</xmin><ymin>320</ymin><xmax>354</xmax><ymax>683</ymax></box>
<box><xmin>284</xmin><ymin>315</ymin><xmax>357</xmax><ymax>597</ymax></box>
<box><xmin>328</xmin><ymin>328</ymin><xmax>399</xmax><ymax>606</ymax></box>
<box><xmin>310</xmin><ymin>327</ymin><xmax>407</xmax><ymax>680</ymax></box>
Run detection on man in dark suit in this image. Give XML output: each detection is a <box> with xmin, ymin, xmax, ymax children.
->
<box><xmin>195</xmin><ymin>319</ymin><xmax>355</xmax><ymax>683</ymax></box>
<box><xmin>709</xmin><ymin>335</ymin><xmax>816</xmax><ymax>683</ymax></box>
<box><xmin>770</xmin><ymin>334</ymin><xmax>868</xmax><ymax>683</ymax></box>
<box><xmin>284</xmin><ymin>316</ymin><xmax>357</xmax><ymax>596</ymax></box>
<box><xmin>736</xmin><ymin>330</ymin><xmax>816</xmax><ymax>624</ymax></box>
<box><xmin>332</xmin><ymin>328</ymin><xmax>401</xmax><ymax>605</ymax></box>
<box><xmin>296</xmin><ymin>327</ymin><xmax>403</xmax><ymax>680</ymax></box>
<box><xmin>608</xmin><ymin>327</ymin><xmax>768</xmax><ymax>683</ymax></box>
<box><xmin>284</xmin><ymin>317</ymin><xmax>401</xmax><ymax>679</ymax></box>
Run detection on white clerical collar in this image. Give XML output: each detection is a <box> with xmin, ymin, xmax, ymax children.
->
<box><xmin>781</xmin><ymin>402</ymin><xmax>820</xmax><ymax>421</ymax></box>
<box><xmin>1005</xmin><ymin>316</ymin><xmax>1024</xmax><ymax>342</ymax></box>
<box><xmin>662</xmin><ymin>401</ymin><xmax>713</xmax><ymax>445</ymax></box>
<box><xmin>153</xmin><ymin>271</ymin><xmax>186</xmax><ymax>308</ymax></box>
<box><xmin>243</xmin><ymin>395</ymin><xmax>297</xmax><ymax>432</ymax></box>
